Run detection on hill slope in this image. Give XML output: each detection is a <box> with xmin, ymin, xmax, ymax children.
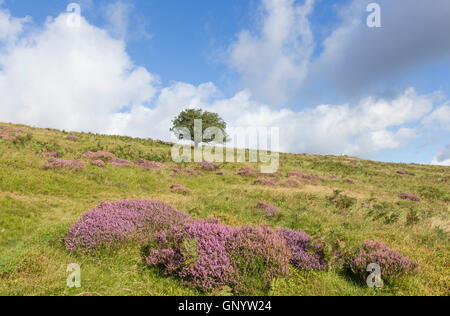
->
<box><xmin>0</xmin><ymin>123</ymin><xmax>448</xmax><ymax>296</ymax></box>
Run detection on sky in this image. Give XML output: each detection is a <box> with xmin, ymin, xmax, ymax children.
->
<box><xmin>0</xmin><ymin>0</ymin><xmax>449</xmax><ymax>165</ymax></box>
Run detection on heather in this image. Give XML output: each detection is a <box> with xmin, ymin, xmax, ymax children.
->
<box><xmin>200</xmin><ymin>160</ymin><xmax>219</xmax><ymax>171</ymax></box>
<box><xmin>83</xmin><ymin>151</ymin><xmax>116</xmax><ymax>161</ymax></box>
<box><xmin>255</xmin><ymin>202</ymin><xmax>280</xmax><ymax>218</ymax></box>
<box><xmin>135</xmin><ymin>158</ymin><xmax>168</xmax><ymax>170</ymax></box>
<box><xmin>145</xmin><ymin>219</ymin><xmax>291</xmax><ymax>294</ymax></box>
<box><xmin>347</xmin><ymin>241</ymin><xmax>418</xmax><ymax>282</ymax></box>
<box><xmin>0</xmin><ymin>122</ymin><xmax>447</xmax><ymax>296</ymax></box>
<box><xmin>276</xmin><ymin>228</ymin><xmax>327</xmax><ymax>271</ymax></box>
<box><xmin>64</xmin><ymin>200</ymin><xmax>192</xmax><ymax>252</ymax></box>
<box><xmin>111</xmin><ymin>158</ymin><xmax>132</xmax><ymax>167</ymax></box>
<box><xmin>42</xmin><ymin>158</ymin><xmax>86</xmax><ymax>170</ymax></box>
<box><xmin>91</xmin><ymin>160</ymin><xmax>106</xmax><ymax>167</ymax></box>
<box><xmin>399</xmin><ymin>193</ymin><xmax>421</xmax><ymax>202</ymax></box>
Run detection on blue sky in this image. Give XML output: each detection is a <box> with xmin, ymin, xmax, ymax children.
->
<box><xmin>1</xmin><ymin>0</ymin><xmax>449</xmax><ymax>165</ymax></box>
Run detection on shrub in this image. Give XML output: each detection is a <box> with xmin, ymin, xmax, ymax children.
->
<box><xmin>146</xmin><ymin>220</ymin><xmax>290</xmax><ymax>294</ymax></box>
<box><xmin>253</xmin><ymin>178</ymin><xmax>276</xmax><ymax>186</ymax></box>
<box><xmin>171</xmin><ymin>184</ymin><xmax>190</xmax><ymax>195</ymax></box>
<box><xmin>347</xmin><ymin>241</ymin><xmax>418</xmax><ymax>282</ymax></box>
<box><xmin>287</xmin><ymin>172</ymin><xmax>324</xmax><ymax>185</ymax></box>
<box><xmin>276</xmin><ymin>228</ymin><xmax>327</xmax><ymax>271</ymax></box>
<box><xmin>43</xmin><ymin>158</ymin><xmax>86</xmax><ymax>170</ymax></box>
<box><xmin>66</xmin><ymin>135</ymin><xmax>79</xmax><ymax>141</ymax></box>
<box><xmin>135</xmin><ymin>158</ymin><xmax>168</xmax><ymax>170</ymax></box>
<box><xmin>200</xmin><ymin>160</ymin><xmax>219</xmax><ymax>171</ymax></box>
<box><xmin>327</xmin><ymin>190</ymin><xmax>356</xmax><ymax>210</ymax></box>
<box><xmin>65</xmin><ymin>200</ymin><xmax>192</xmax><ymax>253</ymax></box>
<box><xmin>147</xmin><ymin>218</ymin><xmax>236</xmax><ymax>292</ymax></box>
<box><xmin>43</xmin><ymin>152</ymin><xmax>58</xmax><ymax>158</ymax></box>
<box><xmin>83</xmin><ymin>151</ymin><xmax>116</xmax><ymax>161</ymax></box>
<box><xmin>229</xmin><ymin>225</ymin><xmax>290</xmax><ymax>294</ymax></box>
<box><xmin>255</xmin><ymin>202</ymin><xmax>280</xmax><ymax>218</ymax></box>
<box><xmin>111</xmin><ymin>158</ymin><xmax>132</xmax><ymax>167</ymax></box>
<box><xmin>237</xmin><ymin>168</ymin><xmax>258</xmax><ymax>176</ymax></box>
<box><xmin>91</xmin><ymin>160</ymin><xmax>106</xmax><ymax>167</ymax></box>
<box><xmin>399</xmin><ymin>193</ymin><xmax>421</xmax><ymax>202</ymax></box>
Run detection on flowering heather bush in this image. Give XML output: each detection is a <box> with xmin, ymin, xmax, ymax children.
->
<box><xmin>146</xmin><ymin>219</ymin><xmax>290</xmax><ymax>294</ymax></box>
<box><xmin>229</xmin><ymin>225</ymin><xmax>290</xmax><ymax>294</ymax></box>
<box><xmin>276</xmin><ymin>228</ymin><xmax>327</xmax><ymax>271</ymax></box>
<box><xmin>200</xmin><ymin>160</ymin><xmax>219</xmax><ymax>171</ymax></box>
<box><xmin>253</xmin><ymin>178</ymin><xmax>276</xmax><ymax>186</ymax></box>
<box><xmin>344</xmin><ymin>179</ymin><xmax>355</xmax><ymax>184</ymax></box>
<box><xmin>43</xmin><ymin>152</ymin><xmax>58</xmax><ymax>158</ymax></box>
<box><xmin>287</xmin><ymin>172</ymin><xmax>324</xmax><ymax>185</ymax></box>
<box><xmin>135</xmin><ymin>158</ymin><xmax>168</xmax><ymax>170</ymax></box>
<box><xmin>43</xmin><ymin>158</ymin><xmax>86</xmax><ymax>171</ymax></box>
<box><xmin>330</xmin><ymin>174</ymin><xmax>338</xmax><ymax>179</ymax></box>
<box><xmin>91</xmin><ymin>160</ymin><xmax>106</xmax><ymax>167</ymax></box>
<box><xmin>347</xmin><ymin>241</ymin><xmax>418</xmax><ymax>282</ymax></box>
<box><xmin>111</xmin><ymin>158</ymin><xmax>132</xmax><ymax>167</ymax></box>
<box><xmin>83</xmin><ymin>151</ymin><xmax>116</xmax><ymax>161</ymax></box>
<box><xmin>147</xmin><ymin>218</ymin><xmax>236</xmax><ymax>292</ymax></box>
<box><xmin>216</xmin><ymin>171</ymin><xmax>224</xmax><ymax>176</ymax></box>
<box><xmin>65</xmin><ymin>199</ymin><xmax>192</xmax><ymax>253</ymax></box>
<box><xmin>277</xmin><ymin>179</ymin><xmax>300</xmax><ymax>187</ymax></box>
<box><xmin>171</xmin><ymin>184</ymin><xmax>190</xmax><ymax>195</ymax></box>
<box><xmin>399</xmin><ymin>193</ymin><xmax>421</xmax><ymax>202</ymax></box>
<box><xmin>66</xmin><ymin>135</ymin><xmax>79</xmax><ymax>141</ymax></box>
<box><xmin>255</xmin><ymin>202</ymin><xmax>280</xmax><ymax>218</ymax></box>
<box><xmin>397</xmin><ymin>170</ymin><xmax>410</xmax><ymax>175</ymax></box>
<box><xmin>443</xmin><ymin>178</ymin><xmax>448</xmax><ymax>183</ymax></box>
<box><xmin>171</xmin><ymin>168</ymin><xmax>201</xmax><ymax>176</ymax></box>
<box><xmin>0</xmin><ymin>132</ymin><xmax>15</xmax><ymax>140</ymax></box>
<box><xmin>237</xmin><ymin>167</ymin><xmax>258</xmax><ymax>176</ymax></box>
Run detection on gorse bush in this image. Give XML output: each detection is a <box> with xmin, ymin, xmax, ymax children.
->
<box><xmin>347</xmin><ymin>241</ymin><xmax>418</xmax><ymax>282</ymax></box>
<box><xmin>65</xmin><ymin>200</ymin><xmax>192</xmax><ymax>253</ymax></box>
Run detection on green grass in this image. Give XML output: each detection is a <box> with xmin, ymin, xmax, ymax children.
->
<box><xmin>0</xmin><ymin>122</ymin><xmax>448</xmax><ymax>296</ymax></box>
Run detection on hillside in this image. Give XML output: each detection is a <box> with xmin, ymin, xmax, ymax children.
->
<box><xmin>0</xmin><ymin>122</ymin><xmax>448</xmax><ymax>296</ymax></box>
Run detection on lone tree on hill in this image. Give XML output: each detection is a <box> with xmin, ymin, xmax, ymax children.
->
<box><xmin>170</xmin><ymin>109</ymin><xmax>228</xmax><ymax>147</ymax></box>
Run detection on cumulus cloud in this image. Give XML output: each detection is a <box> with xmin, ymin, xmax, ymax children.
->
<box><xmin>0</xmin><ymin>6</ymin><xmax>444</xmax><ymax>161</ymax></box>
<box><xmin>431</xmin><ymin>144</ymin><xmax>450</xmax><ymax>166</ymax></box>
<box><xmin>0</xmin><ymin>12</ymin><xmax>158</xmax><ymax>132</ymax></box>
<box><xmin>315</xmin><ymin>0</ymin><xmax>450</xmax><ymax>93</ymax></box>
<box><xmin>0</xmin><ymin>7</ymin><xmax>30</xmax><ymax>43</ymax></box>
<box><xmin>228</xmin><ymin>0</ymin><xmax>315</xmax><ymax>105</ymax></box>
<box><xmin>423</xmin><ymin>104</ymin><xmax>450</xmax><ymax>131</ymax></box>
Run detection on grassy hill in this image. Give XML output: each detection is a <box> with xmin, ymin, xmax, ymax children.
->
<box><xmin>0</xmin><ymin>122</ymin><xmax>448</xmax><ymax>296</ymax></box>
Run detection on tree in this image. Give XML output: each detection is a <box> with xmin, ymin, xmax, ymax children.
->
<box><xmin>170</xmin><ymin>109</ymin><xmax>228</xmax><ymax>147</ymax></box>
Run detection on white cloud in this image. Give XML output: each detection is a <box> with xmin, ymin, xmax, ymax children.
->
<box><xmin>423</xmin><ymin>104</ymin><xmax>450</xmax><ymax>131</ymax></box>
<box><xmin>314</xmin><ymin>0</ymin><xmax>450</xmax><ymax>93</ymax></box>
<box><xmin>104</xmin><ymin>0</ymin><xmax>132</xmax><ymax>40</ymax></box>
<box><xmin>0</xmin><ymin>7</ymin><xmax>443</xmax><ymax>161</ymax></box>
<box><xmin>0</xmin><ymin>13</ymin><xmax>158</xmax><ymax>132</ymax></box>
<box><xmin>0</xmin><ymin>7</ymin><xmax>30</xmax><ymax>43</ymax></box>
<box><xmin>431</xmin><ymin>144</ymin><xmax>450</xmax><ymax>166</ymax></box>
<box><xmin>228</xmin><ymin>0</ymin><xmax>315</xmax><ymax>105</ymax></box>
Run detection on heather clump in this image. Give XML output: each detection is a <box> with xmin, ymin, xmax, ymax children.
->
<box><xmin>255</xmin><ymin>202</ymin><xmax>280</xmax><ymax>218</ymax></box>
<box><xmin>277</xmin><ymin>178</ymin><xmax>300</xmax><ymax>187</ymax></box>
<box><xmin>237</xmin><ymin>167</ymin><xmax>258</xmax><ymax>176</ymax></box>
<box><xmin>135</xmin><ymin>158</ymin><xmax>168</xmax><ymax>170</ymax></box>
<box><xmin>229</xmin><ymin>225</ymin><xmax>290</xmax><ymax>294</ymax></box>
<box><xmin>66</xmin><ymin>135</ymin><xmax>79</xmax><ymax>141</ymax></box>
<box><xmin>276</xmin><ymin>228</ymin><xmax>327</xmax><ymax>271</ymax></box>
<box><xmin>200</xmin><ymin>160</ymin><xmax>219</xmax><ymax>171</ymax></box>
<box><xmin>65</xmin><ymin>200</ymin><xmax>192</xmax><ymax>253</ymax></box>
<box><xmin>43</xmin><ymin>158</ymin><xmax>86</xmax><ymax>171</ymax></box>
<box><xmin>111</xmin><ymin>158</ymin><xmax>132</xmax><ymax>167</ymax></box>
<box><xmin>347</xmin><ymin>241</ymin><xmax>418</xmax><ymax>282</ymax></box>
<box><xmin>43</xmin><ymin>152</ymin><xmax>58</xmax><ymax>158</ymax></box>
<box><xmin>91</xmin><ymin>160</ymin><xmax>106</xmax><ymax>167</ymax></box>
<box><xmin>83</xmin><ymin>151</ymin><xmax>116</xmax><ymax>161</ymax></box>
<box><xmin>397</xmin><ymin>170</ymin><xmax>410</xmax><ymax>175</ymax></box>
<box><xmin>287</xmin><ymin>171</ymin><xmax>324</xmax><ymax>185</ymax></box>
<box><xmin>399</xmin><ymin>193</ymin><xmax>421</xmax><ymax>202</ymax></box>
<box><xmin>171</xmin><ymin>184</ymin><xmax>190</xmax><ymax>195</ymax></box>
<box><xmin>253</xmin><ymin>178</ymin><xmax>276</xmax><ymax>186</ymax></box>
<box><xmin>147</xmin><ymin>218</ymin><xmax>236</xmax><ymax>292</ymax></box>
<box><xmin>146</xmin><ymin>219</ymin><xmax>290</xmax><ymax>294</ymax></box>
